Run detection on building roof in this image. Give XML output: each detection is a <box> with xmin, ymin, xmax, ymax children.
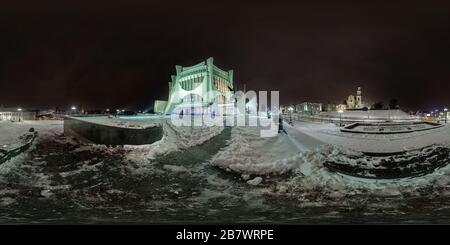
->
<box><xmin>0</xmin><ymin>107</ymin><xmax>22</xmax><ymax>112</ymax></box>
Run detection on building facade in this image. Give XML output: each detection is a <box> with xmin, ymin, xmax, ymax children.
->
<box><xmin>322</xmin><ymin>103</ymin><xmax>337</xmax><ymax>112</ymax></box>
<box><xmin>0</xmin><ymin>108</ymin><xmax>36</xmax><ymax>121</ymax></box>
<box><xmin>295</xmin><ymin>102</ymin><xmax>322</xmax><ymax>115</ymax></box>
<box><xmin>154</xmin><ymin>100</ymin><xmax>168</xmax><ymax>114</ymax></box>
<box><xmin>160</xmin><ymin>57</ymin><xmax>234</xmax><ymax>115</ymax></box>
<box><xmin>346</xmin><ymin>87</ymin><xmax>363</xmax><ymax>109</ymax></box>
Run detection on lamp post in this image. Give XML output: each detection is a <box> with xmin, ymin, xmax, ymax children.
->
<box><xmin>445</xmin><ymin>108</ymin><xmax>448</xmax><ymax>124</ymax></box>
<box><xmin>388</xmin><ymin>105</ymin><xmax>391</xmax><ymax>121</ymax></box>
<box><xmin>17</xmin><ymin>108</ymin><xmax>23</xmax><ymax>122</ymax></box>
<box><xmin>71</xmin><ymin>106</ymin><xmax>76</xmax><ymax>115</ymax></box>
<box><xmin>338</xmin><ymin>109</ymin><xmax>344</xmax><ymax>127</ymax></box>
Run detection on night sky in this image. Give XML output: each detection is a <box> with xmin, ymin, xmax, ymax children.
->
<box><xmin>1</xmin><ymin>0</ymin><xmax>450</xmax><ymax>111</ymax></box>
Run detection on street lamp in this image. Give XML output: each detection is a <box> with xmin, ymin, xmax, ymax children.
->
<box><xmin>16</xmin><ymin>108</ymin><xmax>23</xmax><ymax>122</ymax></box>
<box><xmin>338</xmin><ymin>109</ymin><xmax>344</xmax><ymax>127</ymax></box>
<box><xmin>70</xmin><ymin>106</ymin><xmax>77</xmax><ymax>115</ymax></box>
<box><xmin>445</xmin><ymin>108</ymin><xmax>448</xmax><ymax>124</ymax></box>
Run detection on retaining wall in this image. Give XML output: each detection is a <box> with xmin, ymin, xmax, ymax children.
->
<box><xmin>64</xmin><ymin>116</ymin><xmax>163</xmax><ymax>145</ymax></box>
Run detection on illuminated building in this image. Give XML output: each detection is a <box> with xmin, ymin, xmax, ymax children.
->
<box><xmin>295</xmin><ymin>102</ymin><xmax>322</xmax><ymax>115</ymax></box>
<box><xmin>346</xmin><ymin>87</ymin><xmax>363</xmax><ymax>109</ymax></box>
<box><xmin>157</xmin><ymin>57</ymin><xmax>234</xmax><ymax>115</ymax></box>
<box><xmin>0</xmin><ymin>107</ymin><xmax>36</xmax><ymax>121</ymax></box>
<box><xmin>154</xmin><ymin>100</ymin><xmax>168</xmax><ymax>114</ymax></box>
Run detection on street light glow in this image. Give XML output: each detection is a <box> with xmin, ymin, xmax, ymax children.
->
<box><xmin>71</xmin><ymin>106</ymin><xmax>76</xmax><ymax>110</ymax></box>
<box><xmin>17</xmin><ymin>108</ymin><xmax>22</xmax><ymax>111</ymax></box>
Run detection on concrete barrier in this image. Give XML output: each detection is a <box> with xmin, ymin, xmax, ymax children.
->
<box><xmin>64</xmin><ymin>117</ymin><xmax>163</xmax><ymax>146</ymax></box>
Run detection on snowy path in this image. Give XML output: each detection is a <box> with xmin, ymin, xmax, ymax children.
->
<box><xmin>210</xmin><ymin>124</ymin><xmax>327</xmax><ymax>175</ymax></box>
<box><xmin>283</xmin><ymin>122</ymin><xmax>326</xmax><ymax>152</ymax></box>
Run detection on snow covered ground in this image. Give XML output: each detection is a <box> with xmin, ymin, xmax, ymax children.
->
<box><xmin>211</xmin><ymin>119</ymin><xmax>450</xmax><ymax>176</ymax></box>
<box><xmin>319</xmin><ymin>109</ymin><xmax>417</xmax><ymax>120</ymax></box>
<box><xmin>1</xmin><ymin>117</ymin><xmax>223</xmax><ymax>167</ymax></box>
<box><xmin>207</xmin><ymin>121</ymin><xmax>450</xmax><ymax>207</ymax></box>
<box><xmin>269</xmin><ymin>143</ymin><xmax>450</xmax><ymax>205</ymax></box>
<box><xmin>293</xmin><ymin>121</ymin><xmax>450</xmax><ymax>153</ymax></box>
<box><xmin>211</xmin><ymin>119</ymin><xmax>326</xmax><ymax>176</ymax></box>
<box><xmin>2</xmin><ymin>117</ymin><xmax>450</xmax><ymax>222</ymax></box>
<box><xmin>0</xmin><ymin>120</ymin><xmax>63</xmax><ymax>151</ymax></box>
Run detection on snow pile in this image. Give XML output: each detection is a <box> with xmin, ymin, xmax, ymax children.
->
<box><xmin>247</xmin><ymin>177</ymin><xmax>263</xmax><ymax>186</ymax></box>
<box><xmin>272</xmin><ymin>145</ymin><xmax>450</xmax><ymax>204</ymax></box>
<box><xmin>163</xmin><ymin>164</ymin><xmax>190</xmax><ymax>173</ymax></box>
<box><xmin>211</xmin><ymin>126</ymin><xmax>319</xmax><ymax>175</ymax></box>
<box><xmin>124</xmin><ymin>122</ymin><xmax>224</xmax><ymax>174</ymax></box>
<box><xmin>167</xmin><ymin>123</ymin><xmax>224</xmax><ymax>149</ymax></box>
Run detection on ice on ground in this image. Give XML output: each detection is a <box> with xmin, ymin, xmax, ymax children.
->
<box><xmin>163</xmin><ymin>164</ymin><xmax>189</xmax><ymax>173</ymax></box>
<box><xmin>40</xmin><ymin>189</ymin><xmax>52</xmax><ymax>198</ymax></box>
<box><xmin>59</xmin><ymin>161</ymin><xmax>103</xmax><ymax>178</ymax></box>
<box><xmin>247</xmin><ymin>177</ymin><xmax>263</xmax><ymax>186</ymax></box>
<box><xmin>0</xmin><ymin>197</ymin><xmax>16</xmax><ymax>206</ymax></box>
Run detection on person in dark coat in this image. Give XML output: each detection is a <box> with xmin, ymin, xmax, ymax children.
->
<box><xmin>278</xmin><ymin>115</ymin><xmax>284</xmax><ymax>133</ymax></box>
<box><xmin>278</xmin><ymin>114</ymin><xmax>289</xmax><ymax>134</ymax></box>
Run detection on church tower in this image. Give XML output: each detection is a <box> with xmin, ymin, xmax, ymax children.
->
<box><xmin>356</xmin><ymin>87</ymin><xmax>362</xmax><ymax>108</ymax></box>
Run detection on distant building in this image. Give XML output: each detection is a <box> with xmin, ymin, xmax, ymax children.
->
<box><xmin>154</xmin><ymin>100</ymin><xmax>168</xmax><ymax>114</ymax></box>
<box><xmin>295</xmin><ymin>102</ymin><xmax>322</xmax><ymax>115</ymax></box>
<box><xmin>336</xmin><ymin>104</ymin><xmax>347</xmax><ymax>111</ymax></box>
<box><xmin>322</xmin><ymin>103</ymin><xmax>337</xmax><ymax>112</ymax></box>
<box><xmin>0</xmin><ymin>107</ymin><xmax>36</xmax><ymax>121</ymax></box>
<box><xmin>346</xmin><ymin>87</ymin><xmax>363</xmax><ymax>109</ymax></box>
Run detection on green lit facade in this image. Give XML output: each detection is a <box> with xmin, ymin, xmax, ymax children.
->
<box><xmin>162</xmin><ymin>57</ymin><xmax>234</xmax><ymax>115</ymax></box>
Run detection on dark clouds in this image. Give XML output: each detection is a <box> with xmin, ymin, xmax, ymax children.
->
<box><xmin>1</xmin><ymin>0</ymin><xmax>450</xmax><ymax>110</ymax></box>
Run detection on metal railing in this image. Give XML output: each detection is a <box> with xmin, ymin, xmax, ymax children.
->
<box><xmin>0</xmin><ymin>132</ymin><xmax>37</xmax><ymax>165</ymax></box>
